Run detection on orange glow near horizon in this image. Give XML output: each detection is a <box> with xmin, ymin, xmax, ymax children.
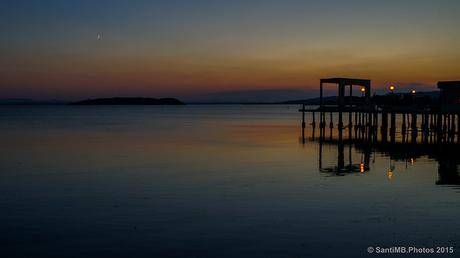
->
<box><xmin>1</xmin><ymin>50</ymin><xmax>456</xmax><ymax>100</ymax></box>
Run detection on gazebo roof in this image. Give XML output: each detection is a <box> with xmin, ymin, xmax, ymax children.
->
<box><xmin>320</xmin><ymin>77</ymin><xmax>371</xmax><ymax>86</ymax></box>
<box><xmin>438</xmin><ymin>81</ymin><xmax>460</xmax><ymax>90</ymax></box>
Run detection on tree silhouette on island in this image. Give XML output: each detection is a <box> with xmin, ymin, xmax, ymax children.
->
<box><xmin>70</xmin><ymin>97</ymin><xmax>185</xmax><ymax>105</ymax></box>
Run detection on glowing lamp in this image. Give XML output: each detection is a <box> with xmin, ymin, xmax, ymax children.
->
<box><xmin>411</xmin><ymin>89</ymin><xmax>416</xmax><ymax>94</ymax></box>
<box><xmin>360</xmin><ymin>87</ymin><xmax>366</xmax><ymax>93</ymax></box>
<box><xmin>389</xmin><ymin>85</ymin><xmax>395</xmax><ymax>91</ymax></box>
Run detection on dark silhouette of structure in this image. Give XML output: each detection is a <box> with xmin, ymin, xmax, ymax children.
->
<box><xmin>320</xmin><ymin>77</ymin><xmax>371</xmax><ymax>109</ymax></box>
<box><xmin>438</xmin><ymin>81</ymin><xmax>460</xmax><ymax>112</ymax></box>
<box><xmin>300</xmin><ymin>78</ymin><xmax>460</xmax><ymax>145</ymax></box>
<box><xmin>300</xmin><ymin>78</ymin><xmax>460</xmax><ymax>184</ymax></box>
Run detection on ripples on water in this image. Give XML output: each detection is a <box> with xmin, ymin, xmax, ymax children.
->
<box><xmin>0</xmin><ymin>105</ymin><xmax>458</xmax><ymax>257</ymax></box>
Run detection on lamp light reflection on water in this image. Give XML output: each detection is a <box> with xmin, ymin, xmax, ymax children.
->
<box><xmin>388</xmin><ymin>158</ymin><xmax>395</xmax><ymax>180</ymax></box>
<box><xmin>388</xmin><ymin>169</ymin><xmax>393</xmax><ymax>180</ymax></box>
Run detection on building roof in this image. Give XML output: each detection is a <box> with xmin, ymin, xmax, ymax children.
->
<box><xmin>438</xmin><ymin>81</ymin><xmax>460</xmax><ymax>89</ymax></box>
<box><xmin>320</xmin><ymin>77</ymin><xmax>371</xmax><ymax>86</ymax></box>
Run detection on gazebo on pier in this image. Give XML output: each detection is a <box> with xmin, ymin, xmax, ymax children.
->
<box><xmin>320</xmin><ymin>77</ymin><xmax>371</xmax><ymax>109</ymax></box>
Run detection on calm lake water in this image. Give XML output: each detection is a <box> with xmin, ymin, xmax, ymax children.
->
<box><xmin>0</xmin><ymin>105</ymin><xmax>459</xmax><ymax>258</ymax></box>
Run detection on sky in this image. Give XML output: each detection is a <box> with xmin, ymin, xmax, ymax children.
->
<box><xmin>0</xmin><ymin>0</ymin><xmax>459</xmax><ymax>101</ymax></box>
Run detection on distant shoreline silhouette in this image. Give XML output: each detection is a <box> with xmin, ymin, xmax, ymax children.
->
<box><xmin>69</xmin><ymin>97</ymin><xmax>185</xmax><ymax>105</ymax></box>
<box><xmin>0</xmin><ymin>90</ymin><xmax>441</xmax><ymax>105</ymax></box>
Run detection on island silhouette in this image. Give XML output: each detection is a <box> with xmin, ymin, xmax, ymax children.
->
<box><xmin>70</xmin><ymin>97</ymin><xmax>184</xmax><ymax>105</ymax></box>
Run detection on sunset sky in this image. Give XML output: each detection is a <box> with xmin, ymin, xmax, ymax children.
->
<box><xmin>1</xmin><ymin>0</ymin><xmax>459</xmax><ymax>101</ymax></box>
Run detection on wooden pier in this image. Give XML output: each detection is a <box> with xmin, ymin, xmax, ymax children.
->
<box><xmin>300</xmin><ymin>107</ymin><xmax>460</xmax><ymax>145</ymax></box>
<box><xmin>299</xmin><ymin>78</ymin><xmax>460</xmax><ymax>145</ymax></box>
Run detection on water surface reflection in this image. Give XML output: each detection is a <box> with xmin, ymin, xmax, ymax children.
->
<box><xmin>0</xmin><ymin>105</ymin><xmax>459</xmax><ymax>258</ymax></box>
